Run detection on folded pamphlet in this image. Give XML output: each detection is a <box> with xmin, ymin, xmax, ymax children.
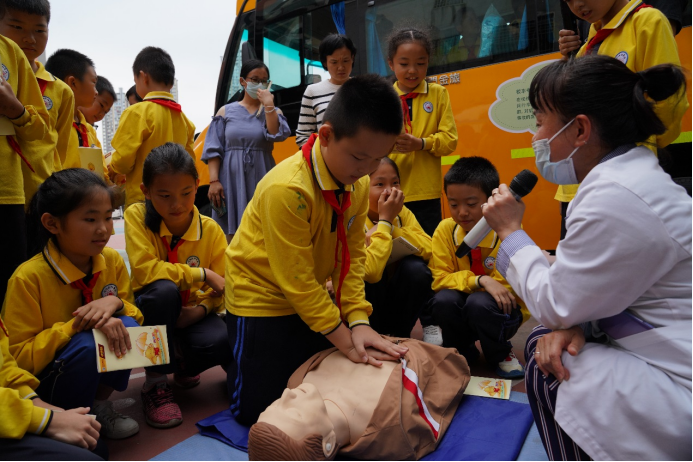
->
<box><xmin>93</xmin><ymin>325</ymin><xmax>170</xmax><ymax>372</ymax></box>
<box><xmin>79</xmin><ymin>147</ymin><xmax>104</xmax><ymax>179</ymax></box>
<box><xmin>387</xmin><ymin>236</ymin><xmax>419</xmax><ymax>265</ymax></box>
<box><xmin>464</xmin><ymin>376</ymin><xmax>511</xmax><ymax>400</ymax></box>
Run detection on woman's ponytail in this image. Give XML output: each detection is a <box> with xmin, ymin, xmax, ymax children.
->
<box><xmin>632</xmin><ymin>65</ymin><xmax>687</xmax><ymax>142</ymax></box>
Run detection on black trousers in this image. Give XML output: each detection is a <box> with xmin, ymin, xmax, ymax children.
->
<box><xmin>0</xmin><ymin>433</ymin><xmax>107</xmax><ymax>461</ymax></box>
<box><xmin>226</xmin><ymin>313</ymin><xmax>331</xmax><ymax>426</ymax></box>
<box><xmin>405</xmin><ymin>199</ymin><xmax>442</xmax><ymax>237</ymax></box>
<box><xmin>135</xmin><ymin>280</ymin><xmax>231</xmax><ymax>376</ymax></box>
<box><xmin>365</xmin><ymin>255</ymin><xmax>433</xmax><ymax>338</ymax></box>
<box><xmin>0</xmin><ymin>204</ymin><xmax>27</xmax><ymax>307</ymax></box>
<box><xmin>421</xmin><ymin>289</ymin><xmax>522</xmax><ymax>364</ymax></box>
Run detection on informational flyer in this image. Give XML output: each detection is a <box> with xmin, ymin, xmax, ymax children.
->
<box><xmin>93</xmin><ymin>325</ymin><xmax>169</xmax><ymax>372</ymax></box>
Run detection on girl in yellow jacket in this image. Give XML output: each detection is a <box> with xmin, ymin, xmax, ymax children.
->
<box><xmin>363</xmin><ymin>158</ymin><xmax>433</xmax><ymax>337</ymax></box>
<box><xmin>387</xmin><ymin>27</ymin><xmax>458</xmax><ymax>236</ymax></box>
<box><xmin>124</xmin><ymin>142</ymin><xmax>229</xmax><ymax>429</ymax></box>
<box><xmin>2</xmin><ymin>168</ymin><xmax>142</xmax><ymax>440</ymax></box>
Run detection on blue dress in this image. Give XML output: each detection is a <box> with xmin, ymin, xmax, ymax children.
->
<box><xmin>201</xmin><ymin>102</ymin><xmax>291</xmax><ymax>234</ymax></box>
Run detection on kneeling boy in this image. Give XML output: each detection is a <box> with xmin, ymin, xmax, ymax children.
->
<box><xmin>422</xmin><ymin>157</ymin><xmax>529</xmax><ymax>379</ymax></box>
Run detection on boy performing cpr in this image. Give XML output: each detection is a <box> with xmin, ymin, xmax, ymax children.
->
<box><xmin>225</xmin><ymin>74</ymin><xmax>408</xmax><ymax>425</ymax></box>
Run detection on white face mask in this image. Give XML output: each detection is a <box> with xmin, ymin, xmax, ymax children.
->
<box><xmin>533</xmin><ymin>118</ymin><xmax>580</xmax><ymax>185</ymax></box>
<box><xmin>242</xmin><ymin>78</ymin><xmax>269</xmax><ymax>99</ymax></box>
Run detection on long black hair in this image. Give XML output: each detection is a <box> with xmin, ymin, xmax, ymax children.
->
<box><xmin>142</xmin><ymin>142</ymin><xmax>199</xmax><ymax>233</ymax></box>
<box><xmin>530</xmin><ymin>55</ymin><xmax>686</xmax><ymax>150</ymax></box>
<box><xmin>26</xmin><ymin>169</ymin><xmax>114</xmax><ymax>255</ymax></box>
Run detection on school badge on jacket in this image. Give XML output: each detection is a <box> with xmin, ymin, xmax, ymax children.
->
<box><xmin>102</xmin><ymin>284</ymin><xmax>119</xmax><ymax>298</ymax></box>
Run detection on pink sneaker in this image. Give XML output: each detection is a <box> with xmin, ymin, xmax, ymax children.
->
<box><xmin>173</xmin><ymin>373</ymin><xmax>201</xmax><ymax>389</ymax></box>
<box><xmin>141</xmin><ymin>382</ymin><xmax>183</xmax><ymax>428</ymax></box>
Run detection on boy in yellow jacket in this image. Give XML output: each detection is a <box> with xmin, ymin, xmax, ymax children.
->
<box><xmin>0</xmin><ymin>315</ymin><xmax>103</xmax><ymax>460</ymax></box>
<box><xmin>226</xmin><ymin>75</ymin><xmax>408</xmax><ymax>425</ymax></box>
<box><xmin>110</xmin><ymin>46</ymin><xmax>196</xmax><ymax>209</ymax></box>
<box><xmin>422</xmin><ymin>157</ymin><xmax>529</xmax><ymax>379</ymax></box>
<box><xmin>0</xmin><ymin>0</ymin><xmax>79</xmax><ymax>208</ymax></box>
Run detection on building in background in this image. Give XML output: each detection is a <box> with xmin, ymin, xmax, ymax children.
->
<box><xmin>171</xmin><ymin>78</ymin><xmax>179</xmax><ymax>102</ymax></box>
<box><xmin>102</xmin><ymin>86</ymin><xmax>129</xmax><ymax>153</ymax></box>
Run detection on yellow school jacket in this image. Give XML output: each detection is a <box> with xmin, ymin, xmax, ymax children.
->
<box><xmin>0</xmin><ymin>35</ymin><xmax>49</xmax><ymax>205</ymax></box>
<box><xmin>226</xmin><ymin>139</ymin><xmax>372</xmax><ymax>333</ymax></box>
<box><xmin>389</xmin><ymin>80</ymin><xmax>458</xmax><ymax>202</ymax></box>
<box><xmin>1</xmin><ymin>241</ymin><xmax>143</xmax><ymax>375</ymax></box>
<box><xmin>430</xmin><ymin>218</ymin><xmax>528</xmax><ymax>323</ymax></box>
<box><xmin>556</xmin><ymin>0</ymin><xmax>687</xmax><ymax>202</ymax></box>
<box><xmin>21</xmin><ymin>62</ymin><xmax>79</xmax><ymax>206</ymax></box>
<box><xmin>124</xmin><ymin>203</ymin><xmax>226</xmax><ymax>314</ymax></box>
<box><xmin>110</xmin><ymin>91</ymin><xmax>196</xmax><ymax>208</ymax></box>
<box><xmin>364</xmin><ymin>205</ymin><xmax>432</xmax><ymax>284</ymax></box>
<box><xmin>0</xmin><ymin>316</ymin><xmax>51</xmax><ymax>439</ymax></box>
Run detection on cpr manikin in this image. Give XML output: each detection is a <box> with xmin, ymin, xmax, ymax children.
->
<box><xmin>248</xmin><ymin>338</ymin><xmax>470</xmax><ymax>460</ymax></box>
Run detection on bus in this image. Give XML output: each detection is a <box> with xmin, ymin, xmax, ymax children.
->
<box><xmin>194</xmin><ymin>0</ymin><xmax>692</xmax><ymax>249</ymax></box>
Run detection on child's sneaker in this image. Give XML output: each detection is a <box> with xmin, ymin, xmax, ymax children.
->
<box><xmin>92</xmin><ymin>400</ymin><xmax>139</xmax><ymax>439</ymax></box>
<box><xmin>173</xmin><ymin>373</ymin><xmax>201</xmax><ymax>389</ymax></box>
<box><xmin>496</xmin><ymin>351</ymin><xmax>525</xmax><ymax>379</ymax></box>
<box><xmin>422</xmin><ymin>325</ymin><xmax>444</xmax><ymax>346</ymax></box>
<box><xmin>141</xmin><ymin>382</ymin><xmax>183</xmax><ymax>428</ymax></box>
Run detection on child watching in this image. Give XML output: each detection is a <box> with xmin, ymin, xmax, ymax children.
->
<box><xmin>0</xmin><ymin>0</ymin><xmax>79</xmax><ymax>207</ymax></box>
<box><xmin>125</xmin><ymin>143</ymin><xmax>230</xmax><ymax>429</ymax></box>
<box><xmin>0</xmin><ymin>315</ymin><xmax>104</xmax><ymax>460</ymax></box>
<box><xmin>364</xmin><ymin>157</ymin><xmax>433</xmax><ymax>338</ymax></box>
<box><xmin>125</xmin><ymin>85</ymin><xmax>142</xmax><ymax>106</ymax></box>
<box><xmin>110</xmin><ymin>46</ymin><xmax>196</xmax><ymax>209</ymax></box>
<box><xmin>44</xmin><ymin>49</ymin><xmax>98</xmax><ymax>169</ymax></box>
<box><xmin>387</xmin><ymin>26</ymin><xmax>458</xmax><ymax>236</ymax></box>
<box><xmin>80</xmin><ymin>76</ymin><xmax>116</xmax><ymax>126</ymax></box>
<box><xmin>3</xmin><ymin>169</ymin><xmax>143</xmax><ymax>439</ymax></box>
<box><xmin>0</xmin><ymin>33</ymin><xmax>49</xmax><ymax>306</ymax></box>
<box><xmin>556</xmin><ymin>0</ymin><xmax>686</xmax><ymax>238</ymax></box>
<box><xmin>422</xmin><ymin>157</ymin><xmax>528</xmax><ymax>379</ymax></box>
<box><xmin>226</xmin><ymin>74</ymin><xmax>409</xmax><ymax>425</ymax></box>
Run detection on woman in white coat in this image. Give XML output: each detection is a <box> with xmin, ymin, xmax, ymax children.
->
<box><xmin>483</xmin><ymin>56</ymin><xmax>691</xmax><ymax>461</ymax></box>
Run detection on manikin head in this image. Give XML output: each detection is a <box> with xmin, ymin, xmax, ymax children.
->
<box><xmin>248</xmin><ymin>383</ymin><xmax>338</xmax><ymax>461</ymax></box>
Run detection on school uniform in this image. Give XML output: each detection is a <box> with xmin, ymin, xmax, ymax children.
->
<box><xmin>422</xmin><ymin>218</ymin><xmax>528</xmax><ymax>364</ymax></box>
<box><xmin>555</xmin><ymin>0</ymin><xmax>687</xmax><ymax>204</ymax></box>
<box><xmin>21</xmin><ymin>62</ymin><xmax>79</xmax><ymax>206</ymax></box>
<box><xmin>110</xmin><ymin>91</ymin><xmax>196</xmax><ymax>208</ymax></box>
<box><xmin>225</xmin><ymin>134</ymin><xmax>371</xmax><ymax>424</ymax></box>
<box><xmin>389</xmin><ymin>80</ymin><xmax>458</xmax><ymax>235</ymax></box>
<box><xmin>1</xmin><ymin>241</ymin><xmax>142</xmax><ymax>410</ymax></box>
<box><xmin>124</xmin><ymin>203</ymin><xmax>230</xmax><ymax>376</ymax></box>
<box><xmin>0</xmin><ymin>35</ymin><xmax>50</xmax><ymax>307</ymax></box>
<box><xmin>364</xmin><ymin>206</ymin><xmax>433</xmax><ymax>337</ymax></box>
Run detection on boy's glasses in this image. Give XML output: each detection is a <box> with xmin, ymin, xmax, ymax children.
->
<box><xmin>246</xmin><ymin>78</ymin><xmax>270</xmax><ymax>85</ymax></box>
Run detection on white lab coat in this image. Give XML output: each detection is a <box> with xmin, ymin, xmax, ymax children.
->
<box><xmin>506</xmin><ymin>146</ymin><xmax>692</xmax><ymax>460</ymax></box>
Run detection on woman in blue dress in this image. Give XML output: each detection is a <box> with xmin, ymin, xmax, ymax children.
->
<box><xmin>202</xmin><ymin>59</ymin><xmax>291</xmax><ymax>241</ymax></box>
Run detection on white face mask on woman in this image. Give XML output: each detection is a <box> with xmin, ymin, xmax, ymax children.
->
<box><xmin>533</xmin><ymin>118</ymin><xmax>581</xmax><ymax>185</ymax></box>
<box><xmin>242</xmin><ymin>78</ymin><xmax>269</xmax><ymax>100</ymax></box>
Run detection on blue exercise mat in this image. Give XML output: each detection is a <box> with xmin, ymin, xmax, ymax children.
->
<box><xmin>196</xmin><ymin>392</ymin><xmax>534</xmax><ymax>460</ymax></box>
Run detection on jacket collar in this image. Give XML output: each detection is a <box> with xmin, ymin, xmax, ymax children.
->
<box><xmin>597</xmin><ymin>0</ymin><xmax>642</xmax><ymax>31</ymax></box>
<box><xmin>453</xmin><ymin>223</ymin><xmax>497</xmax><ymax>249</ymax></box>
<box><xmin>393</xmin><ymin>79</ymin><xmax>429</xmax><ymax>96</ymax></box>
<box><xmin>143</xmin><ymin>91</ymin><xmax>176</xmax><ymax>102</ymax></box>
<box><xmin>159</xmin><ymin>206</ymin><xmax>203</xmax><ymax>241</ymax></box>
<box><xmin>310</xmin><ymin>138</ymin><xmax>355</xmax><ymax>192</ymax></box>
<box><xmin>42</xmin><ymin>240</ymin><xmax>106</xmax><ymax>285</ymax></box>
<box><xmin>34</xmin><ymin>61</ymin><xmax>56</xmax><ymax>82</ymax></box>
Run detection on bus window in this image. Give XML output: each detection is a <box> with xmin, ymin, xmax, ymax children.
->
<box><xmin>263</xmin><ymin>16</ymin><xmax>302</xmax><ymax>90</ymax></box>
<box><xmin>303</xmin><ymin>3</ymin><xmax>342</xmax><ymax>84</ymax></box>
<box><xmin>221</xmin><ymin>11</ymin><xmax>255</xmax><ymax>106</ymax></box>
<box><xmin>364</xmin><ymin>0</ymin><xmax>561</xmax><ymax>76</ymax></box>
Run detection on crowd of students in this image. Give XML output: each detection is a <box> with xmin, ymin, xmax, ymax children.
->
<box><xmin>0</xmin><ymin>0</ymin><xmax>690</xmax><ymax>460</ymax></box>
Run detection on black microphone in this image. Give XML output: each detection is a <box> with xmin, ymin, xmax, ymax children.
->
<box><xmin>455</xmin><ymin>170</ymin><xmax>538</xmax><ymax>258</ymax></box>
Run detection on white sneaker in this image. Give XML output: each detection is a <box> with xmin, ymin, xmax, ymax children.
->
<box><xmin>93</xmin><ymin>400</ymin><xmax>140</xmax><ymax>439</ymax></box>
<box><xmin>422</xmin><ymin>325</ymin><xmax>444</xmax><ymax>346</ymax></box>
<box><xmin>496</xmin><ymin>350</ymin><xmax>525</xmax><ymax>379</ymax></box>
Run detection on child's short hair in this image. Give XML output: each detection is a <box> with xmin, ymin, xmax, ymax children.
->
<box><xmin>323</xmin><ymin>74</ymin><xmax>402</xmax><ymax>140</ymax></box>
<box><xmin>319</xmin><ymin>34</ymin><xmax>357</xmax><ymax>70</ymax></box>
<box><xmin>387</xmin><ymin>26</ymin><xmax>432</xmax><ymax>60</ymax></box>
<box><xmin>444</xmin><ymin>156</ymin><xmax>499</xmax><ymax>198</ymax></box>
<box><xmin>96</xmin><ymin>76</ymin><xmax>117</xmax><ymax>101</ymax></box>
<box><xmin>126</xmin><ymin>85</ymin><xmax>143</xmax><ymax>103</ymax></box>
<box><xmin>45</xmin><ymin>49</ymin><xmax>94</xmax><ymax>82</ymax></box>
<box><xmin>0</xmin><ymin>0</ymin><xmax>50</xmax><ymax>23</ymax></box>
<box><xmin>132</xmin><ymin>46</ymin><xmax>175</xmax><ymax>86</ymax></box>
<box><xmin>373</xmin><ymin>157</ymin><xmax>401</xmax><ymax>180</ymax></box>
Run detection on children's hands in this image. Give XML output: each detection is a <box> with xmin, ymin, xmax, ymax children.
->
<box><xmin>365</xmin><ymin>224</ymin><xmax>378</xmax><ymax>247</ymax></box>
<box><xmin>378</xmin><ymin>188</ymin><xmax>404</xmax><ymax>223</ymax></box>
<box><xmin>558</xmin><ymin>30</ymin><xmax>581</xmax><ymax>58</ymax></box>
<box><xmin>72</xmin><ymin>296</ymin><xmax>122</xmax><ymax>332</ymax></box>
<box><xmin>97</xmin><ymin>317</ymin><xmax>131</xmax><ymax>358</ymax></box>
<box><xmin>44</xmin><ymin>407</ymin><xmax>101</xmax><ymax>450</ymax></box>
<box><xmin>395</xmin><ymin>133</ymin><xmax>423</xmax><ymax>153</ymax></box>
<box><xmin>176</xmin><ymin>305</ymin><xmax>206</xmax><ymax>329</ymax></box>
<box><xmin>480</xmin><ymin>276</ymin><xmax>517</xmax><ymax>315</ymax></box>
<box><xmin>256</xmin><ymin>88</ymin><xmax>275</xmax><ymax>109</ymax></box>
<box><xmin>534</xmin><ymin>326</ymin><xmax>585</xmax><ymax>382</ymax></box>
<box><xmin>204</xmin><ymin>268</ymin><xmax>225</xmax><ymax>294</ymax></box>
<box><xmin>0</xmin><ymin>78</ymin><xmax>24</xmax><ymax>119</ymax></box>
<box><xmin>325</xmin><ymin>280</ymin><xmax>335</xmax><ymax>297</ymax></box>
<box><xmin>542</xmin><ymin>250</ymin><xmax>556</xmax><ymax>265</ymax></box>
<box><xmin>208</xmin><ymin>182</ymin><xmax>225</xmax><ymax>208</ymax></box>
<box><xmin>351</xmin><ymin>325</ymin><xmax>408</xmax><ymax>366</ymax></box>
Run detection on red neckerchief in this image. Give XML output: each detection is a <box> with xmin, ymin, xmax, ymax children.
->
<box><xmin>0</xmin><ymin>317</ymin><xmax>9</xmax><ymax>337</ymax></box>
<box><xmin>37</xmin><ymin>79</ymin><xmax>48</xmax><ymax>95</ymax></box>
<box><xmin>585</xmin><ymin>3</ymin><xmax>652</xmax><ymax>54</ymax></box>
<box><xmin>70</xmin><ymin>272</ymin><xmax>102</xmax><ymax>304</ymax></box>
<box><xmin>469</xmin><ymin>248</ymin><xmax>486</xmax><ymax>277</ymax></box>
<box><xmin>73</xmin><ymin>122</ymin><xmax>89</xmax><ymax>147</ymax></box>
<box><xmin>301</xmin><ymin>134</ymin><xmax>351</xmax><ymax>313</ymax></box>
<box><xmin>400</xmin><ymin>92</ymin><xmax>419</xmax><ymax>134</ymax></box>
<box><xmin>161</xmin><ymin>236</ymin><xmax>190</xmax><ymax>305</ymax></box>
<box><xmin>147</xmin><ymin>99</ymin><xmax>182</xmax><ymax>113</ymax></box>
